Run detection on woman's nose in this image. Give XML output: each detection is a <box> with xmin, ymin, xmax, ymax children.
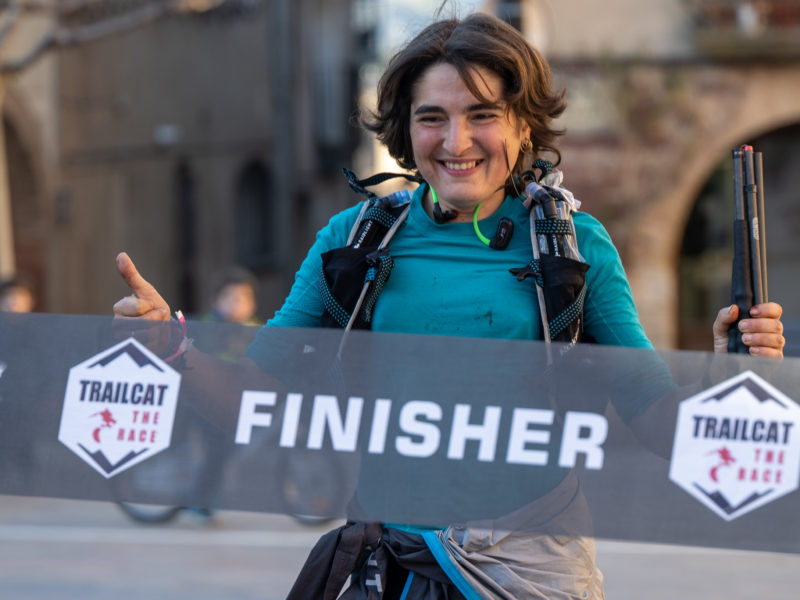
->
<box><xmin>442</xmin><ymin>120</ymin><xmax>472</xmax><ymax>155</ymax></box>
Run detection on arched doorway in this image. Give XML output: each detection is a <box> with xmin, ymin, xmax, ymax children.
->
<box><xmin>3</xmin><ymin>114</ymin><xmax>44</xmax><ymax>311</ymax></box>
<box><xmin>678</xmin><ymin>123</ymin><xmax>800</xmax><ymax>355</ymax></box>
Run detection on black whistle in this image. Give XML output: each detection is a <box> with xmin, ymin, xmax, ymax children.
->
<box><xmin>490</xmin><ymin>218</ymin><xmax>514</xmax><ymax>250</ymax></box>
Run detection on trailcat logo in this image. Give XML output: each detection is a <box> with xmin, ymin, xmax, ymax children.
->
<box><xmin>669</xmin><ymin>370</ymin><xmax>800</xmax><ymax>521</ymax></box>
<box><xmin>58</xmin><ymin>338</ymin><xmax>181</xmax><ymax>478</ymax></box>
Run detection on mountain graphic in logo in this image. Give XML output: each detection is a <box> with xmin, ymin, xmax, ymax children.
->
<box><xmin>78</xmin><ymin>444</ymin><xmax>149</xmax><ymax>474</ymax></box>
<box><xmin>701</xmin><ymin>377</ymin><xmax>788</xmax><ymax>408</ymax></box>
<box><xmin>90</xmin><ymin>342</ymin><xmax>165</xmax><ymax>372</ymax></box>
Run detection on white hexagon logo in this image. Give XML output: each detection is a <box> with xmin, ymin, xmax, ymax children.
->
<box><xmin>58</xmin><ymin>337</ymin><xmax>181</xmax><ymax>478</ymax></box>
<box><xmin>669</xmin><ymin>370</ymin><xmax>800</xmax><ymax>521</ymax></box>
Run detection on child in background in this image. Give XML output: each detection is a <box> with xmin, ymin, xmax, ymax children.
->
<box><xmin>0</xmin><ymin>277</ymin><xmax>35</xmax><ymax>313</ymax></box>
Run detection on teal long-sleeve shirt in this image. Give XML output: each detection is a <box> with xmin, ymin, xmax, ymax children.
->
<box><xmin>246</xmin><ymin>185</ymin><xmax>668</xmax><ymax>515</ymax></box>
<box><xmin>256</xmin><ymin>184</ymin><xmax>652</xmax><ymax>348</ymax></box>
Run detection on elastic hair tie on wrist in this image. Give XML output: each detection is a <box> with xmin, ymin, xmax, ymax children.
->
<box><xmin>163</xmin><ymin>310</ymin><xmax>193</xmax><ymax>365</ymax></box>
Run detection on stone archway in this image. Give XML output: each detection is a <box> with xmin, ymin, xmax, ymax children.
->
<box><xmin>623</xmin><ymin>67</ymin><xmax>800</xmax><ymax>349</ymax></box>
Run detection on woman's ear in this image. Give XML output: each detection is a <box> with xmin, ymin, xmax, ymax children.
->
<box><xmin>519</xmin><ymin>119</ymin><xmax>532</xmax><ymax>141</ymax></box>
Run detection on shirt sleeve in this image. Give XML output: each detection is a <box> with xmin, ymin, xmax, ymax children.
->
<box><xmin>575</xmin><ymin>212</ymin><xmax>653</xmax><ymax>350</ymax></box>
<box><xmin>267</xmin><ymin>204</ymin><xmax>364</xmax><ymax>328</ymax></box>
<box><xmin>245</xmin><ymin>204</ymin><xmax>362</xmax><ymax>370</ymax></box>
<box><xmin>573</xmin><ymin>213</ymin><xmax>680</xmax><ymax>421</ymax></box>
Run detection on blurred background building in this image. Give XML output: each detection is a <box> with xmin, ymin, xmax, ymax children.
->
<box><xmin>1</xmin><ymin>0</ymin><xmax>363</xmax><ymax>318</ymax></box>
<box><xmin>1</xmin><ymin>0</ymin><xmax>798</xmax><ymax>353</ymax></box>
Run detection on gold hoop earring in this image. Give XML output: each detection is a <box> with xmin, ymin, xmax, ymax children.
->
<box><xmin>520</xmin><ymin>138</ymin><xmax>533</xmax><ymax>154</ymax></box>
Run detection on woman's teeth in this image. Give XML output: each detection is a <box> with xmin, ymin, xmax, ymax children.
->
<box><xmin>443</xmin><ymin>160</ymin><xmax>479</xmax><ymax>170</ymax></box>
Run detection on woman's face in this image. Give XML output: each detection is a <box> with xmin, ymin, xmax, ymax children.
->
<box><xmin>409</xmin><ymin>62</ymin><xmax>530</xmax><ymax>221</ymax></box>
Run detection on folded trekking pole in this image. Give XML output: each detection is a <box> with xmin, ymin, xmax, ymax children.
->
<box><xmin>728</xmin><ymin>145</ymin><xmax>768</xmax><ymax>353</ymax></box>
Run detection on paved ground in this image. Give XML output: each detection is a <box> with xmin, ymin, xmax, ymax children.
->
<box><xmin>0</xmin><ymin>495</ymin><xmax>319</xmax><ymax>600</ymax></box>
<box><xmin>0</xmin><ymin>494</ymin><xmax>798</xmax><ymax>599</ymax></box>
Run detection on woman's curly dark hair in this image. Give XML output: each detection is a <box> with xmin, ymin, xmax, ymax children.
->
<box><xmin>361</xmin><ymin>13</ymin><xmax>567</xmax><ymax>188</ymax></box>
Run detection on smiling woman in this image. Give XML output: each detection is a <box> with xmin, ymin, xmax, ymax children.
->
<box><xmin>111</xmin><ymin>9</ymin><xmax>787</xmax><ymax>600</ymax></box>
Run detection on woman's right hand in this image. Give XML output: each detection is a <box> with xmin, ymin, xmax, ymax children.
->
<box><xmin>112</xmin><ymin>252</ymin><xmax>171</xmax><ymax>321</ymax></box>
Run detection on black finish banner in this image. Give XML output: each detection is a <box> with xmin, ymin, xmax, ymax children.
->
<box><xmin>1</xmin><ymin>313</ymin><xmax>799</xmax><ymax>553</ymax></box>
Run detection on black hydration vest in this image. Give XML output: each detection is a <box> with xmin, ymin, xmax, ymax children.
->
<box><xmin>319</xmin><ymin>170</ymin><xmax>415</xmax><ymax>330</ymax></box>
<box><xmin>319</xmin><ymin>168</ymin><xmax>590</xmax><ymax>344</ymax></box>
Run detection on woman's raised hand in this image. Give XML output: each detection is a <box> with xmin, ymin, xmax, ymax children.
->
<box><xmin>113</xmin><ymin>252</ymin><xmax>171</xmax><ymax>321</ymax></box>
<box><xmin>713</xmin><ymin>302</ymin><xmax>785</xmax><ymax>359</ymax></box>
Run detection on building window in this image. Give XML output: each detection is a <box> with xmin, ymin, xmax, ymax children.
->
<box><xmin>174</xmin><ymin>159</ymin><xmax>197</xmax><ymax>314</ymax></box>
<box><xmin>235</xmin><ymin>160</ymin><xmax>275</xmax><ymax>270</ymax></box>
<box><xmin>496</xmin><ymin>0</ymin><xmax>523</xmax><ymax>31</ymax></box>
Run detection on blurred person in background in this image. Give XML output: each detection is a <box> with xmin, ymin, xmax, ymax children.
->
<box><xmin>0</xmin><ymin>277</ymin><xmax>35</xmax><ymax>313</ymax></box>
<box><xmin>202</xmin><ymin>266</ymin><xmax>261</xmax><ymax>326</ymax></box>
<box><xmin>201</xmin><ymin>266</ymin><xmax>262</xmax><ymax>362</ymax></box>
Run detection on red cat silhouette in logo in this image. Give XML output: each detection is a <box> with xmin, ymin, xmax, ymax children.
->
<box><xmin>707</xmin><ymin>447</ymin><xmax>736</xmax><ymax>483</ymax></box>
<box><xmin>58</xmin><ymin>337</ymin><xmax>181</xmax><ymax>478</ymax></box>
<box><xmin>91</xmin><ymin>409</ymin><xmax>118</xmax><ymax>443</ymax></box>
<box><xmin>670</xmin><ymin>370</ymin><xmax>800</xmax><ymax>521</ymax></box>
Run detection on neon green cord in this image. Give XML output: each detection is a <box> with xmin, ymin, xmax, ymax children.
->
<box><xmin>472</xmin><ymin>202</ymin><xmax>491</xmax><ymax>246</ymax></box>
<box><xmin>434</xmin><ymin>187</ymin><xmax>491</xmax><ymax>246</ymax></box>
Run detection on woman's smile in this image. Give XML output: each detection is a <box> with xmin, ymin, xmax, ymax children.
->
<box><xmin>440</xmin><ymin>159</ymin><xmax>482</xmax><ymax>172</ymax></box>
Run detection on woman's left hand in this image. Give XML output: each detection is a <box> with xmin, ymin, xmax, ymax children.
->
<box><xmin>713</xmin><ymin>302</ymin><xmax>785</xmax><ymax>358</ymax></box>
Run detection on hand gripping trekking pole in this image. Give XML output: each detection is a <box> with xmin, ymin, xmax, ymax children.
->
<box><xmin>728</xmin><ymin>145</ymin><xmax>768</xmax><ymax>353</ymax></box>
